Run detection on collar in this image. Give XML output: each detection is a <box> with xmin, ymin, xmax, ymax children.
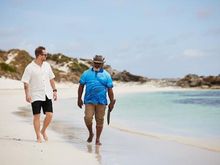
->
<box><xmin>32</xmin><ymin>60</ymin><xmax>44</xmax><ymax>67</ymax></box>
<box><xmin>91</xmin><ymin>67</ymin><xmax>104</xmax><ymax>73</ymax></box>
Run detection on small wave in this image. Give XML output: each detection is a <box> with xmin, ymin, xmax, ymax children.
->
<box><xmin>110</xmin><ymin>125</ymin><xmax>220</xmax><ymax>153</ymax></box>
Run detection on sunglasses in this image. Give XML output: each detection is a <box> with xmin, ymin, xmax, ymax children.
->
<box><xmin>41</xmin><ymin>53</ymin><xmax>47</xmax><ymax>56</ymax></box>
<box><xmin>94</xmin><ymin>62</ymin><xmax>103</xmax><ymax>65</ymax></box>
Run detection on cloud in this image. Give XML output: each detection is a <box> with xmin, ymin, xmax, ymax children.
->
<box><xmin>182</xmin><ymin>49</ymin><xmax>205</xmax><ymax>58</ymax></box>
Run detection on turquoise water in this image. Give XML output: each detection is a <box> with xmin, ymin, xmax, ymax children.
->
<box><xmin>17</xmin><ymin>89</ymin><xmax>220</xmax><ymax>164</ymax></box>
<box><xmin>112</xmin><ymin>90</ymin><xmax>220</xmax><ymax>138</ymax></box>
<box><xmin>49</xmin><ymin>90</ymin><xmax>220</xmax><ymax>164</ymax></box>
<box><xmin>53</xmin><ymin>90</ymin><xmax>220</xmax><ymax>140</ymax></box>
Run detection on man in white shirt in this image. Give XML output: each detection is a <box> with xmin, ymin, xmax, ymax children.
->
<box><xmin>21</xmin><ymin>46</ymin><xmax>57</xmax><ymax>143</ymax></box>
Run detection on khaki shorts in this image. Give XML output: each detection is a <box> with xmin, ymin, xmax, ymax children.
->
<box><xmin>84</xmin><ymin>104</ymin><xmax>106</xmax><ymax>127</ymax></box>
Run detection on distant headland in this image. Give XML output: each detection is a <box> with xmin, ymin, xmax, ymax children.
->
<box><xmin>0</xmin><ymin>49</ymin><xmax>219</xmax><ymax>89</ymax></box>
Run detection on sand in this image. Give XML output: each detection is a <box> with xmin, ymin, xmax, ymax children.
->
<box><xmin>0</xmin><ymin>78</ymin><xmax>98</xmax><ymax>165</ymax></box>
<box><xmin>0</xmin><ymin>78</ymin><xmax>219</xmax><ymax>165</ymax></box>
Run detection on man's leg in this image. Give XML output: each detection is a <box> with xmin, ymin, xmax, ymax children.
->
<box><xmin>41</xmin><ymin>112</ymin><xmax>53</xmax><ymax>141</ymax></box>
<box><xmin>95</xmin><ymin>126</ymin><xmax>103</xmax><ymax>145</ymax></box>
<box><xmin>95</xmin><ymin>105</ymin><xmax>106</xmax><ymax>145</ymax></box>
<box><xmin>31</xmin><ymin>101</ymin><xmax>42</xmax><ymax>143</ymax></box>
<box><xmin>84</xmin><ymin>104</ymin><xmax>95</xmax><ymax>143</ymax></box>
<box><xmin>41</xmin><ymin>97</ymin><xmax>53</xmax><ymax>141</ymax></box>
<box><xmin>33</xmin><ymin>114</ymin><xmax>42</xmax><ymax>143</ymax></box>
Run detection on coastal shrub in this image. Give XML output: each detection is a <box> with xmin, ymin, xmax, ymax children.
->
<box><xmin>0</xmin><ymin>50</ymin><xmax>7</xmax><ymax>62</ymax></box>
<box><xmin>52</xmin><ymin>68</ymin><xmax>63</xmax><ymax>82</ymax></box>
<box><xmin>69</xmin><ymin>62</ymin><xmax>89</xmax><ymax>73</ymax></box>
<box><xmin>79</xmin><ymin>63</ymin><xmax>89</xmax><ymax>72</ymax></box>
<box><xmin>11</xmin><ymin>50</ymin><xmax>33</xmax><ymax>74</ymax></box>
<box><xmin>13</xmin><ymin>50</ymin><xmax>33</xmax><ymax>65</ymax></box>
<box><xmin>0</xmin><ymin>50</ymin><xmax>6</xmax><ymax>54</ymax></box>
<box><xmin>0</xmin><ymin>62</ymin><xmax>17</xmax><ymax>72</ymax></box>
<box><xmin>47</xmin><ymin>53</ymin><xmax>73</xmax><ymax>64</ymax></box>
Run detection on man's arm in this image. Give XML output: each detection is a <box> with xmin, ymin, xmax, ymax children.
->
<box><xmin>50</xmin><ymin>79</ymin><xmax>57</xmax><ymax>101</ymax></box>
<box><xmin>108</xmin><ymin>88</ymin><xmax>116</xmax><ymax>111</ymax></box>
<box><xmin>77</xmin><ymin>84</ymin><xmax>84</xmax><ymax>108</ymax></box>
<box><xmin>24</xmin><ymin>82</ymin><xmax>32</xmax><ymax>103</ymax></box>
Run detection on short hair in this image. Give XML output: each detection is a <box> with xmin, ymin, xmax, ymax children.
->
<box><xmin>35</xmin><ymin>46</ymin><xmax>46</xmax><ymax>57</ymax></box>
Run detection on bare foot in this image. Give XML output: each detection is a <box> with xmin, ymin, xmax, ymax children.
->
<box><xmin>37</xmin><ymin>137</ymin><xmax>42</xmax><ymax>143</ymax></box>
<box><xmin>41</xmin><ymin>130</ymin><xmax>48</xmax><ymax>141</ymax></box>
<box><xmin>87</xmin><ymin>133</ymin><xmax>94</xmax><ymax>143</ymax></box>
<box><xmin>95</xmin><ymin>139</ymin><xmax>102</xmax><ymax>146</ymax></box>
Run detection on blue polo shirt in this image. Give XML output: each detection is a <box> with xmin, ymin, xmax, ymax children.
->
<box><xmin>79</xmin><ymin>68</ymin><xmax>113</xmax><ymax>105</ymax></box>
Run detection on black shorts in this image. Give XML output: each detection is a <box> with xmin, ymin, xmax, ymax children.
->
<box><xmin>31</xmin><ymin>96</ymin><xmax>53</xmax><ymax>115</ymax></box>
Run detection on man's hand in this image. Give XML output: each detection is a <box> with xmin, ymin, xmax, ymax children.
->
<box><xmin>26</xmin><ymin>95</ymin><xmax>32</xmax><ymax>103</ymax></box>
<box><xmin>24</xmin><ymin>83</ymin><xmax>31</xmax><ymax>103</ymax></box>
<box><xmin>108</xmin><ymin>99</ymin><xmax>116</xmax><ymax>112</ymax></box>
<box><xmin>77</xmin><ymin>99</ymin><xmax>83</xmax><ymax>108</ymax></box>
<box><xmin>53</xmin><ymin>91</ymin><xmax>57</xmax><ymax>101</ymax></box>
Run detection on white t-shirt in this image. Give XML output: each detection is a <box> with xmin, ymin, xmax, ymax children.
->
<box><xmin>21</xmin><ymin>61</ymin><xmax>55</xmax><ymax>102</ymax></box>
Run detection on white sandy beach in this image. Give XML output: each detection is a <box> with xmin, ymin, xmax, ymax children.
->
<box><xmin>0</xmin><ymin>78</ymin><xmax>220</xmax><ymax>165</ymax></box>
<box><xmin>0</xmin><ymin>86</ymin><xmax>99</xmax><ymax>165</ymax></box>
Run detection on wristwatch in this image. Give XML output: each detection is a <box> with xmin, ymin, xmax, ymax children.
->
<box><xmin>53</xmin><ymin>89</ymin><xmax>57</xmax><ymax>92</ymax></box>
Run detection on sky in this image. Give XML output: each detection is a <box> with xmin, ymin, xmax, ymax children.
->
<box><xmin>0</xmin><ymin>0</ymin><xmax>220</xmax><ymax>78</ymax></box>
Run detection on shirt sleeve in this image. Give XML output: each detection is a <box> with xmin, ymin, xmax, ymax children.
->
<box><xmin>21</xmin><ymin>65</ymin><xmax>31</xmax><ymax>84</ymax></box>
<box><xmin>79</xmin><ymin>71</ymin><xmax>87</xmax><ymax>85</ymax></box>
<box><xmin>106</xmin><ymin>72</ymin><xmax>113</xmax><ymax>88</ymax></box>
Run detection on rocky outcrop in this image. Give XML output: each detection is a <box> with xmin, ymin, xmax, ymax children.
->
<box><xmin>1</xmin><ymin>49</ymin><xmax>219</xmax><ymax>88</ymax></box>
<box><xmin>0</xmin><ymin>49</ymin><xmax>148</xmax><ymax>83</ymax></box>
<box><xmin>111</xmin><ymin>70</ymin><xmax>148</xmax><ymax>83</ymax></box>
<box><xmin>176</xmin><ymin>74</ymin><xmax>220</xmax><ymax>89</ymax></box>
<box><xmin>150</xmin><ymin>78</ymin><xmax>178</xmax><ymax>87</ymax></box>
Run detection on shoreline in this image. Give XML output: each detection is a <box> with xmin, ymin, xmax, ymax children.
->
<box><xmin>16</xmin><ymin>96</ymin><xmax>220</xmax><ymax>165</ymax></box>
<box><xmin>18</xmin><ymin>101</ymin><xmax>220</xmax><ymax>153</ymax></box>
<box><xmin>1</xmin><ymin>77</ymin><xmax>219</xmax><ymax>92</ymax></box>
<box><xmin>1</xmin><ymin>78</ymin><xmax>220</xmax><ymax>165</ymax></box>
<box><xmin>110</xmin><ymin>124</ymin><xmax>220</xmax><ymax>153</ymax></box>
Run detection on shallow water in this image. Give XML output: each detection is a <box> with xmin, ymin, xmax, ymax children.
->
<box><xmin>112</xmin><ymin>90</ymin><xmax>220</xmax><ymax>138</ymax></box>
<box><xmin>18</xmin><ymin>90</ymin><xmax>220</xmax><ymax>165</ymax></box>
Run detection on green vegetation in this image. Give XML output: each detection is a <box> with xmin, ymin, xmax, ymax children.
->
<box><xmin>0</xmin><ymin>50</ymin><xmax>7</xmax><ymax>62</ymax></box>
<box><xmin>0</xmin><ymin>50</ymin><xmax>6</xmax><ymax>54</ymax></box>
<box><xmin>16</xmin><ymin>50</ymin><xmax>33</xmax><ymax>64</ymax></box>
<box><xmin>68</xmin><ymin>61</ymin><xmax>89</xmax><ymax>73</ymax></box>
<box><xmin>47</xmin><ymin>53</ymin><xmax>73</xmax><ymax>64</ymax></box>
<box><xmin>10</xmin><ymin>50</ymin><xmax>33</xmax><ymax>74</ymax></box>
<box><xmin>79</xmin><ymin>63</ymin><xmax>89</xmax><ymax>72</ymax></box>
<box><xmin>2</xmin><ymin>49</ymin><xmax>143</xmax><ymax>83</ymax></box>
<box><xmin>52</xmin><ymin>68</ymin><xmax>63</xmax><ymax>82</ymax></box>
<box><xmin>0</xmin><ymin>62</ymin><xmax>17</xmax><ymax>72</ymax></box>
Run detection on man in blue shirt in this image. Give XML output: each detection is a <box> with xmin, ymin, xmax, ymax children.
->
<box><xmin>77</xmin><ymin>55</ymin><xmax>115</xmax><ymax>145</ymax></box>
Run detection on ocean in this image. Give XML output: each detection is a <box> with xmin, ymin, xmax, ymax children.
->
<box><xmin>19</xmin><ymin>89</ymin><xmax>220</xmax><ymax>165</ymax></box>
<box><xmin>112</xmin><ymin>90</ymin><xmax>220</xmax><ymax>138</ymax></box>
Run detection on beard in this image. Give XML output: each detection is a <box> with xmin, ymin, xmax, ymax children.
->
<box><xmin>93</xmin><ymin>67</ymin><xmax>100</xmax><ymax>72</ymax></box>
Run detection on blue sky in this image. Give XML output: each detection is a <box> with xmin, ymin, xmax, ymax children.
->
<box><xmin>0</xmin><ymin>0</ymin><xmax>220</xmax><ymax>78</ymax></box>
